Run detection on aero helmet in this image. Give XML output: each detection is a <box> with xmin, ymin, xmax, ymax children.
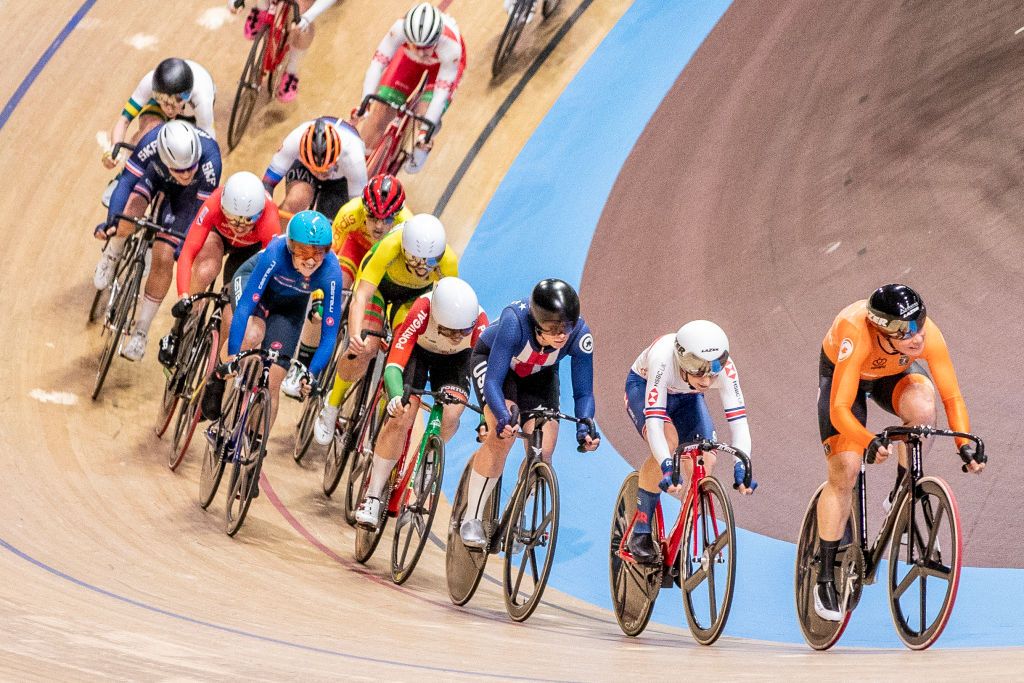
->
<box><xmin>431</xmin><ymin>277</ymin><xmax>479</xmax><ymax>330</ymax></box>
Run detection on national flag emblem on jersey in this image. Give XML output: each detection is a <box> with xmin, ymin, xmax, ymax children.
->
<box><xmin>511</xmin><ymin>346</ymin><xmax>558</xmax><ymax>377</ymax></box>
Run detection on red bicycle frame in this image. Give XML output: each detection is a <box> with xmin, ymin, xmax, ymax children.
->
<box><xmin>260</xmin><ymin>1</ymin><xmax>295</xmax><ymax>76</ymax></box>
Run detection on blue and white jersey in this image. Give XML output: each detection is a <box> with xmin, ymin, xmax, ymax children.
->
<box><xmin>475</xmin><ymin>298</ymin><xmax>596</xmax><ymax>425</ymax></box>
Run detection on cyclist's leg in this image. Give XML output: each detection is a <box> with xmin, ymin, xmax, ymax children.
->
<box><xmin>669</xmin><ymin>393</ymin><xmax>718</xmax><ymax>482</ymax></box>
<box><xmin>259</xmin><ymin>300</ymin><xmax>304</xmax><ymax>429</ymax></box>
<box><xmin>360</xmin><ymin>49</ymin><xmax>422</xmax><ymax>151</ymax></box>
<box><xmin>189</xmin><ymin>230</ymin><xmax>227</xmax><ymax>295</ymax></box>
<box><xmin>133</xmin><ymin>111</ymin><xmax>167</xmax><ymax>144</ymax></box>
<box><xmin>278</xmin><ymin>0</ymin><xmax>315</xmax><ymax>100</ymax></box>
<box><xmin>515</xmin><ymin>366</ymin><xmax>560</xmax><ymax>462</ymax></box>
<box><xmin>313</xmin><ymin>177</ymin><xmax>349</xmax><ymax>222</ymax></box>
<box><xmin>434</xmin><ymin>349</ymin><xmax>472</xmax><ymax>441</ymax></box>
<box><xmin>280</xmin><ymin>164</ymin><xmax>318</xmax><ymax>215</ymax></box>
<box><xmin>870</xmin><ymin>363</ymin><xmax>936</xmax><ymax>477</ymax></box>
<box><xmin>326</xmin><ymin>291</ymin><xmax>384</xmax><ymax>407</ymax></box>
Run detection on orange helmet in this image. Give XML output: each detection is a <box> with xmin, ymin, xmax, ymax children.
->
<box><xmin>299</xmin><ymin>119</ymin><xmax>341</xmax><ymax>173</ymax></box>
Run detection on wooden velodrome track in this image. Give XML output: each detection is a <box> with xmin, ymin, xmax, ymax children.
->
<box><xmin>0</xmin><ymin>0</ymin><xmax>1019</xmax><ymax>678</ymax></box>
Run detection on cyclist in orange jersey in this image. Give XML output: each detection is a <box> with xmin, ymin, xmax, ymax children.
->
<box><xmin>812</xmin><ymin>283</ymin><xmax>985</xmax><ymax>622</ymax></box>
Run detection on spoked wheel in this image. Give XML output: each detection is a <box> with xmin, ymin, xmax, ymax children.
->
<box><xmin>198</xmin><ymin>420</ymin><xmax>228</xmax><ymax>509</ymax></box>
<box><xmin>391</xmin><ymin>435</ymin><xmax>445</xmax><ymax>584</ymax></box>
<box><xmin>446</xmin><ymin>460</ymin><xmax>499</xmax><ymax>606</ymax></box>
<box><xmin>541</xmin><ymin>0</ymin><xmax>561</xmax><ymax>19</ymax></box>
<box><xmin>227</xmin><ymin>26</ymin><xmax>269</xmax><ymax>151</ymax></box>
<box><xmin>155</xmin><ymin>367</ymin><xmax>181</xmax><ymax>438</ymax></box>
<box><xmin>680</xmin><ymin>477</ymin><xmax>737</xmax><ymax>645</ymax></box>
<box><xmin>887</xmin><ymin>476</ymin><xmax>962</xmax><ymax>650</ymax></box>
<box><xmin>342</xmin><ymin>384</ymin><xmax>384</xmax><ymax>524</ymax></box>
<box><xmin>169</xmin><ymin>327</ymin><xmax>218</xmax><ymax>471</ymax></box>
<box><xmin>503</xmin><ymin>460</ymin><xmax>560</xmax><ymax>622</ymax></box>
<box><xmin>225</xmin><ymin>388</ymin><xmax>271</xmax><ymax>537</ymax></box>
<box><xmin>323</xmin><ymin>376</ymin><xmax>365</xmax><ymax>497</ymax></box>
<box><xmin>92</xmin><ymin>257</ymin><xmax>142</xmax><ymax>401</ymax></box>
<box><xmin>608</xmin><ymin>472</ymin><xmax>661</xmax><ymax>636</ymax></box>
<box><xmin>492</xmin><ymin>0</ymin><xmax>532</xmax><ymax>78</ymax></box>
<box><xmin>353</xmin><ymin>452</ymin><xmax>393</xmax><ymax>565</ymax></box>
<box><xmin>794</xmin><ymin>482</ymin><xmax>858</xmax><ymax>650</ymax></box>
<box><xmin>294</xmin><ymin>349</ymin><xmax>340</xmax><ymax>464</ymax></box>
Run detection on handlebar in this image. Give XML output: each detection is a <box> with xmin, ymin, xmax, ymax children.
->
<box><xmin>672</xmin><ymin>438</ymin><xmax>754</xmax><ymax>490</ymax></box>
<box><xmin>403</xmin><ymin>385</ymin><xmax>483</xmax><ymax>415</ymax></box>
<box><xmin>356</xmin><ymin>94</ymin><xmax>437</xmax><ymax>143</ymax></box>
<box><xmin>344</xmin><ymin>328</ymin><xmax>389</xmax><ymax>359</ymax></box>
<box><xmin>504</xmin><ymin>406</ymin><xmax>598</xmax><ymax>453</ymax></box>
<box><xmin>110</xmin><ymin>142</ymin><xmax>136</xmax><ymax>162</ymax></box>
<box><xmin>217</xmin><ymin>343</ymin><xmax>283</xmax><ymax>377</ymax></box>
<box><xmin>873</xmin><ymin>425</ymin><xmax>986</xmax><ymax>472</ymax></box>
<box><xmin>111</xmin><ymin>212</ymin><xmax>163</xmax><ymax>234</ymax></box>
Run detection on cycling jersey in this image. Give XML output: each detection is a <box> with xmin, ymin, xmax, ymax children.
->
<box><xmin>331</xmin><ymin>195</ymin><xmax>413</xmax><ymax>280</ymax></box>
<box><xmin>262</xmin><ymin>117</ymin><xmax>367</xmax><ymax>195</ymax></box>
<box><xmin>355</xmin><ymin>227</ymin><xmax>458</xmax><ymax>293</ymax></box>
<box><xmin>122</xmin><ymin>60</ymin><xmax>217</xmax><ymax>138</ymax></box>
<box><xmin>630</xmin><ymin>333</ymin><xmax>750</xmax><ymax>463</ymax></box>
<box><xmin>822</xmin><ymin>300</ymin><xmax>969</xmax><ymax>452</ymax></box>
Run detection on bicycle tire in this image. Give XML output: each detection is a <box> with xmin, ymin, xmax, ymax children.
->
<box><xmin>169</xmin><ymin>325</ymin><xmax>218</xmax><ymax>471</ymax></box>
<box><xmin>391</xmin><ymin>435</ymin><xmax>445</xmax><ymax>584</ymax></box>
<box><xmin>353</xmin><ymin>442</ymin><xmax>394</xmax><ymax>565</ymax></box>
<box><xmin>199</xmin><ymin>369</ymin><xmax>245</xmax><ymax>509</ymax></box>
<box><xmin>227</xmin><ymin>26</ymin><xmax>269</xmax><ymax>151</ymax></box>
<box><xmin>680</xmin><ymin>476</ymin><xmax>737</xmax><ymax>645</ymax></box>
<box><xmin>608</xmin><ymin>471</ymin><xmax>660</xmax><ymax>637</ymax></box>
<box><xmin>887</xmin><ymin>476</ymin><xmax>962</xmax><ymax>650</ymax></box>
<box><xmin>323</xmin><ymin>374</ymin><xmax>367</xmax><ymax>497</ymax></box>
<box><xmin>343</xmin><ymin>382</ymin><xmax>385</xmax><ymax>525</ymax></box>
<box><xmin>92</xmin><ymin>254</ymin><xmax>143</xmax><ymax>400</ymax></box>
<box><xmin>794</xmin><ymin>482</ymin><xmax>857</xmax><ymax>650</ymax></box>
<box><xmin>492</xmin><ymin>0</ymin><xmax>532</xmax><ymax>78</ymax></box>
<box><xmin>541</xmin><ymin>0</ymin><xmax>561</xmax><ymax>19</ymax></box>
<box><xmin>503</xmin><ymin>460</ymin><xmax>560</xmax><ymax>622</ymax></box>
<box><xmin>294</xmin><ymin>345</ymin><xmax>340</xmax><ymax>464</ymax></box>
<box><xmin>226</xmin><ymin>387</ymin><xmax>271</xmax><ymax>536</ymax></box>
<box><xmin>446</xmin><ymin>459</ymin><xmax>497</xmax><ymax>606</ymax></box>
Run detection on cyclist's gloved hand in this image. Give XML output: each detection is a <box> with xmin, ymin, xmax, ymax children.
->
<box><xmin>658</xmin><ymin>457</ymin><xmax>681</xmax><ymax>493</ymax></box>
<box><xmin>300</xmin><ymin>372</ymin><xmax>317</xmax><ymax>398</ymax></box>
<box><xmin>733</xmin><ymin>460</ymin><xmax>758</xmax><ymax>493</ymax></box>
<box><xmin>959</xmin><ymin>443</ymin><xmax>986</xmax><ymax>473</ymax></box>
<box><xmin>171</xmin><ymin>297</ymin><xmax>192</xmax><ymax>319</ymax></box>
<box><xmin>93</xmin><ymin>221</ymin><xmax>115</xmax><ymax>240</ymax></box>
<box><xmin>576</xmin><ymin>418</ymin><xmax>601</xmax><ymax>452</ymax></box>
<box><xmin>386</xmin><ymin>395</ymin><xmax>406</xmax><ymax>418</ymax></box>
<box><xmin>865</xmin><ymin>436</ymin><xmax>891</xmax><ymax>464</ymax></box>
<box><xmin>496</xmin><ymin>406</ymin><xmax>519</xmax><ymax>439</ymax></box>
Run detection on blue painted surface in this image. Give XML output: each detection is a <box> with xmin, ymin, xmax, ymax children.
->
<box><xmin>450</xmin><ymin>0</ymin><xmax>1024</xmax><ymax>647</ymax></box>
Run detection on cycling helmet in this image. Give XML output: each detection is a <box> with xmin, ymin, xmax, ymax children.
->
<box><xmin>299</xmin><ymin>119</ymin><xmax>342</xmax><ymax>174</ymax></box>
<box><xmin>157</xmin><ymin>120</ymin><xmax>202</xmax><ymax>170</ymax></box>
<box><xmin>400</xmin><ymin>214</ymin><xmax>446</xmax><ymax>260</ymax></box>
<box><xmin>152</xmin><ymin>58</ymin><xmax>194</xmax><ymax>97</ymax></box>
<box><xmin>287</xmin><ymin>210</ymin><xmax>333</xmax><ymax>247</ymax></box>
<box><xmin>362</xmin><ymin>174</ymin><xmax>406</xmax><ymax>219</ymax></box>
<box><xmin>403</xmin><ymin>3</ymin><xmax>444</xmax><ymax>47</ymax></box>
<box><xmin>674</xmin><ymin>320</ymin><xmax>730</xmax><ymax>377</ymax></box>
<box><xmin>866</xmin><ymin>283</ymin><xmax>927</xmax><ymax>339</ymax></box>
<box><xmin>221</xmin><ymin>171</ymin><xmax>266</xmax><ymax>221</ymax></box>
<box><xmin>529</xmin><ymin>279</ymin><xmax>580</xmax><ymax>327</ymax></box>
<box><xmin>432</xmin><ymin>277</ymin><xmax>479</xmax><ymax>330</ymax></box>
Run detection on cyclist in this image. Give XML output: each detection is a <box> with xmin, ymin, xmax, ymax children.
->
<box><xmin>458</xmin><ymin>279</ymin><xmax>600</xmax><ymax>548</ymax></box>
<box><xmin>358</xmin><ymin>2</ymin><xmax>466</xmax><ymax>174</ymax></box>
<box><xmin>622</xmin><ymin>320</ymin><xmax>756</xmax><ymax>565</ymax></box>
<box><xmin>230</xmin><ymin>0</ymin><xmax>337</xmax><ymax>102</ymax></box>
<box><xmin>158</xmin><ymin>171</ymin><xmax>282</xmax><ymax>368</ymax></box>
<box><xmin>813</xmin><ymin>283</ymin><xmax>983</xmax><ymax>621</ymax></box>
<box><xmin>262</xmin><ymin>116</ymin><xmax>367</xmax><ymax>222</ymax></box>
<box><xmin>203</xmin><ymin>211</ymin><xmax>343</xmax><ymax>435</ymax></box>
<box><xmin>312</xmin><ymin>213</ymin><xmax>458</xmax><ymax>445</ymax></box>
<box><xmin>281</xmin><ymin>173</ymin><xmax>412</xmax><ymax>397</ymax></box>
<box><xmin>93</xmin><ymin>120</ymin><xmax>222</xmax><ymax>362</ymax></box>
<box><xmin>354</xmin><ymin>276</ymin><xmax>488</xmax><ymax>528</ymax></box>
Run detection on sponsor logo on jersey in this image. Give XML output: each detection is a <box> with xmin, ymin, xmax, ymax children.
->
<box><xmin>724</xmin><ymin>361</ymin><xmax>737</xmax><ymax>380</ymax></box>
<box><xmin>838</xmin><ymin>338</ymin><xmax>854</xmax><ymax>362</ymax></box>
<box><xmin>201</xmin><ymin>160</ymin><xmax>217</xmax><ymax>186</ymax></box>
<box><xmin>579</xmin><ymin>333</ymin><xmax>594</xmax><ymax>354</ymax></box>
<box><xmin>871</xmin><ymin>357</ymin><xmax>887</xmax><ymax>369</ymax></box>
<box><xmin>325</xmin><ymin>316</ymin><xmax>334</xmax><ymax>327</ymax></box>
<box><xmin>647</xmin><ymin>387</ymin><xmax>659</xmax><ymax>406</ymax></box>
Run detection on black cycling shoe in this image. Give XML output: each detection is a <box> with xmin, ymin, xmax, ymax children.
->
<box><xmin>158</xmin><ymin>333</ymin><xmax>178</xmax><ymax>369</ymax></box>
<box><xmin>201</xmin><ymin>376</ymin><xmax>226</xmax><ymax>421</ymax></box>
<box><xmin>626</xmin><ymin>530</ymin><xmax>661</xmax><ymax>565</ymax></box>
<box><xmin>814</xmin><ymin>580</ymin><xmax>843</xmax><ymax>622</ymax></box>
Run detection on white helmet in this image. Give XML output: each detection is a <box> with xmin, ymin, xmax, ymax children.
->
<box><xmin>401</xmin><ymin>213</ymin><xmax>446</xmax><ymax>260</ymax></box>
<box><xmin>403</xmin><ymin>3</ymin><xmax>443</xmax><ymax>47</ymax></box>
<box><xmin>221</xmin><ymin>171</ymin><xmax>266</xmax><ymax>220</ymax></box>
<box><xmin>674</xmin><ymin>320</ymin><xmax>730</xmax><ymax>377</ymax></box>
<box><xmin>432</xmin><ymin>277</ymin><xmax>479</xmax><ymax>330</ymax></box>
<box><xmin>157</xmin><ymin>120</ymin><xmax>201</xmax><ymax>170</ymax></box>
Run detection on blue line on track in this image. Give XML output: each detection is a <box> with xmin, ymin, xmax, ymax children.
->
<box><xmin>0</xmin><ymin>0</ymin><xmax>98</xmax><ymax>132</ymax></box>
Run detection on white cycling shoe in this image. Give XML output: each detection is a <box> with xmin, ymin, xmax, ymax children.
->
<box><xmin>121</xmin><ymin>330</ymin><xmax>148</xmax><ymax>362</ymax></box>
<box><xmin>355</xmin><ymin>496</ymin><xmax>382</xmax><ymax>529</ymax></box>
<box><xmin>94</xmin><ymin>248</ymin><xmax>120</xmax><ymax>290</ymax></box>
<box><xmin>813</xmin><ymin>581</ymin><xmax>843</xmax><ymax>622</ymax></box>
<box><xmin>313</xmin><ymin>403</ymin><xmax>340</xmax><ymax>446</ymax></box>
<box><xmin>459</xmin><ymin>519</ymin><xmax>488</xmax><ymax>549</ymax></box>
<box><xmin>281</xmin><ymin>360</ymin><xmax>306</xmax><ymax>399</ymax></box>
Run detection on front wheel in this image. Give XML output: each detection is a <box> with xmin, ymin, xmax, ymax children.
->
<box><xmin>227</xmin><ymin>26</ymin><xmax>269</xmax><ymax>150</ymax></box>
<box><xmin>608</xmin><ymin>471</ymin><xmax>660</xmax><ymax>637</ymax></box>
<box><xmin>391</xmin><ymin>435</ymin><xmax>445</xmax><ymax>584</ymax></box>
<box><xmin>92</xmin><ymin>257</ymin><xmax>142</xmax><ymax>400</ymax></box>
<box><xmin>492</xmin><ymin>0</ymin><xmax>532</xmax><ymax>78</ymax></box>
<box><xmin>502</xmin><ymin>460</ymin><xmax>560</xmax><ymax>622</ymax></box>
<box><xmin>680</xmin><ymin>476</ymin><xmax>737</xmax><ymax>645</ymax></box>
<box><xmin>225</xmin><ymin>388</ymin><xmax>271</xmax><ymax>537</ymax></box>
<box><xmin>169</xmin><ymin>326</ymin><xmax>218</xmax><ymax>471</ymax></box>
<box><xmin>887</xmin><ymin>476</ymin><xmax>962</xmax><ymax>650</ymax></box>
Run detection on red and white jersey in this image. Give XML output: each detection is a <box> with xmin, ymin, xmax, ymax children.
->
<box><xmin>387</xmin><ymin>292</ymin><xmax>488</xmax><ymax>371</ymax></box>
<box><xmin>362</xmin><ymin>14</ymin><xmax>464</xmax><ymax>126</ymax></box>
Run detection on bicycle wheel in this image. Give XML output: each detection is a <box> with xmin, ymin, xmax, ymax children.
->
<box><xmin>198</xmin><ymin>421</ymin><xmax>228</xmax><ymax>509</ymax></box>
<box><xmin>541</xmin><ymin>0</ymin><xmax>561</xmax><ymax>19</ymax></box>
<box><xmin>391</xmin><ymin>435</ymin><xmax>445</xmax><ymax>584</ymax></box>
<box><xmin>156</xmin><ymin>314</ymin><xmax>200</xmax><ymax>438</ymax></box>
<box><xmin>227</xmin><ymin>26</ymin><xmax>269</xmax><ymax>151</ymax></box>
<box><xmin>679</xmin><ymin>476</ymin><xmax>737</xmax><ymax>645</ymax></box>
<box><xmin>294</xmin><ymin>349</ymin><xmax>340</xmax><ymax>464</ymax></box>
<box><xmin>446</xmin><ymin>460</ymin><xmax>498</xmax><ymax>606</ymax></box>
<box><xmin>88</xmin><ymin>285</ymin><xmax>109</xmax><ymax>324</ymax></box>
<box><xmin>608</xmin><ymin>472</ymin><xmax>661</xmax><ymax>637</ymax></box>
<box><xmin>503</xmin><ymin>460</ymin><xmax>560</xmax><ymax>622</ymax></box>
<box><xmin>887</xmin><ymin>476</ymin><xmax>962</xmax><ymax>650</ymax></box>
<box><xmin>794</xmin><ymin>482</ymin><xmax>858</xmax><ymax>650</ymax></box>
<box><xmin>492</xmin><ymin>0</ymin><xmax>532</xmax><ymax>78</ymax></box>
<box><xmin>343</xmin><ymin>384</ymin><xmax>385</xmax><ymax>525</ymax></box>
<box><xmin>92</xmin><ymin>255</ymin><xmax>142</xmax><ymax>400</ymax></box>
<box><xmin>353</xmin><ymin>453</ymin><xmax>393</xmax><ymax>565</ymax></box>
<box><xmin>323</xmin><ymin>375</ymin><xmax>366</xmax><ymax>497</ymax></box>
<box><xmin>169</xmin><ymin>324</ymin><xmax>218</xmax><ymax>471</ymax></box>
<box><xmin>225</xmin><ymin>387</ymin><xmax>271</xmax><ymax>536</ymax></box>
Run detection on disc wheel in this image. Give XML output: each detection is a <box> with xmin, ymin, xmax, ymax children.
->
<box><xmin>92</xmin><ymin>255</ymin><xmax>142</xmax><ymax>401</ymax></box>
<box><xmin>225</xmin><ymin>388</ymin><xmax>271</xmax><ymax>537</ymax></box>
<box><xmin>794</xmin><ymin>482</ymin><xmax>857</xmax><ymax>650</ymax></box>
<box><xmin>680</xmin><ymin>477</ymin><xmax>737</xmax><ymax>645</ymax></box>
<box><xmin>227</xmin><ymin>26</ymin><xmax>269</xmax><ymax>151</ymax></box>
<box><xmin>446</xmin><ymin>460</ymin><xmax>498</xmax><ymax>606</ymax></box>
<box><xmin>608</xmin><ymin>471</ymin><xmax>661</xmax><ymax>636</ymax></box>
<box><xmin>169</xmin><ymin>327</ymin><xmax>218</xmax><ymax>471</ymax></box>
<box><xmin>492</xmin><ymin>0</ymin><xmax>532</xmax><ymax>78</ymax></box>
<box><xmin>391</xmin><ymin>435</ymin><xmax>445</xmax><ymax>584</ymax></box>
<box><xmin>887</xmin><ymin>476</ymin><xmax>962</xmax><ymax>650</ymax></box>
<box><xmin>502</xmin><ymin>460</ymin><xmax>560</xmax><ymax>622</ymax></box>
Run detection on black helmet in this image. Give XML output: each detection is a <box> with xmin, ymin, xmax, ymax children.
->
<box><xmin>529</xmin><ymin>278</ymin><xmax>580</xmax><ymax>328</ymax></box>
<box><xmin>866</xmin><ymin>283</ymin><xmax>926</xmax><ymax>339</ymax></box>
<box><xmin>153</xmin><ymin>58</ymin><xmax>194</xmax><ymax>96</ymax></box>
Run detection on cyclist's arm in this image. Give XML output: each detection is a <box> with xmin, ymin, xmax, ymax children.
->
<box><xmin>255</xmin><ymin>199</ymin><xmax>283</xmax><ymax>244</ymax></box>
<box><xmin>228</xmin><ymin>247</ymin><xmax>279</xmax><ymax>355</ymax></box>
<box><xmin>362</xmin><ymin>21</ymin><xmax>404</xmax><ymax>97</ymax></box>
<box><xmin>641</xmin><ymin>350</ymin><xmax>673</xmax><ymax>463</ymax></box>
<box><xmin>481</xmin><ymin>308</ymin><xmax>521</xmax><ymax>424</ymax></box>
<box><xmin>262</xmin><ymin>127</ymin><xmax>302</xmax><ymax>190</ymax></box>
<box><xmin>829</xmin><ymin>321</ymin><xmax>875</xmax><ymax>451</ymax></box>
<box><xmin>471</xmin><ymin>309</ymin><xmax>489</xmax><ymax>344</ymax></box>
<box><xmin>921</xmin><ymin>320</ymin><xmax>971</xmax><ymax>446</ymax></box>
<box><xmin>384</xmin><ymin>296</ymin><xmax>429</xmax><ymax>398</ymax></box>
<box><xmin>568</xmin><ymin>322</ymin><xmax>596</xmax><ymax>421</ymax></box>
<box><xmin>714</xmin><ymin>358</ymin><xmax>752</xmax><ymax>457</ymax></box>
<box><xmin>423</xmin><ymin>41</ymin><xmax>461</xmax><ymax>126</ymax></box>
<box><xmin>301</xmin><ymin>0</ymin><xmax>336</xmax><ymax>24</ymax></box>
<box><xmin>176</xmin><ymin>200</ymin><xmax>217</xmax><ymax>297</ymax></box>
<box><xmin>111</xmin><ymin>74</ymin><xmax>152</xmax><ymax>147</ymax></box>
<box><xmin>309</xmin><ymin>259</ymin><xmax>344</xmax><ymax>376</ymax></box>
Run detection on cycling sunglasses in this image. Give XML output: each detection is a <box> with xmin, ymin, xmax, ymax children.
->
<box><xmin>291</xmin><ymin>243</ymin><xmax>330</xmax><ymax>260</ymax></box>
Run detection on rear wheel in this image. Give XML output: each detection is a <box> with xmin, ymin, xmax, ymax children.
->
<box><xmin>225</xmin><ymin>388</ymin><xmax>271</xmax><ymax>537</ymax></box>
<box><xmin>503</xmin><ymin>460</ymin><xmax>560</xmax><ymax>622</ymax></box>
<box><xmin>391</xmin><ymin>435</ymin><xmax>445</xmax><ymax>584</ymax></box>
<box><xmin>492</xmin><ymin>0</ymin><xmax>532</xmax><ymax>78</ymax></box>
<box><xmin>294</xmin><ymin>349</ymin><xmax>340</xmax><ymax>464</ymax></box>
<box><xmin>343</xmin><ymin>382</ymin><xmax>385</xmax><ymax>524</ymax></box>
<box><xmin>353</xmin><ymin>449</ymin><xmax>394</xmax><ymax>565</ymax></box>
<box><xmin>92</xmin><ymin>254</ymin><xmax>142</xmax><ymax>400</ymax></box>
<box><xmin>680</xmin><ymin>477</ymin><xmax>737</xmax><ymax>645</ymax></box>
<box><xmin>169</xmin><ymin>326</ymin><xmax>218</xmax><ymax>471</ymax></box>
<box><xmin>227</xmin><ymin>26</ymin><xmax>269</xmax><ymax>150</ymax></box>
<box><xmin>608</xmin><ymin>472</ymin><xmax>661</xmax><ymax>636</ymax></box>
<box><xmin>887</xmin><ymin>476</ymin><xmax>962</xmax><ymax>650</ymax></box>
<box><xmin>446</xmin><ymin>460</ymin><xmax>499</xmax><ymax>606</ymax></box>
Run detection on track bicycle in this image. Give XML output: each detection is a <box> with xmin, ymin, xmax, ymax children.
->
<box><xmin>492</xmin><ymin>0</ymin><xmax>562</xmax><ymax>78</ymax></box>
<box><xmin>356</xmin><ymin>93</ymin><xmax>435</xmax><ymax>178</ymax></box>
<box><xmin>198</xmin><ymin>345</ymin><xmax>281</xmax><ymax>536</ymax></box>
<box><xmin>227</xmin><ymin>0</ymin><xmax>301</xmax><ymax>150</ymax></box>
<box><xmin>609</xmin><ymin>438</ymin><xmax>753</xmax><ymax>644</ymax></box>
<box><xmin>89</xmin><ymin>142</ymin><xmax>138</xmax><ymax>326</ymax></box>
<box><xmin>794</xmin><ymin>425</ymin><xmax>986</xmax><ymax>650</ymax></box>
<box><xmin>446</xmin><ymin>407</ymin><xmax>597</xmax><ymax>622</ymax></box>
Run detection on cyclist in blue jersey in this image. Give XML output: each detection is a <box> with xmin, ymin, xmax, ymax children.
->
<box><xmin>460</xmin><ymin>278</ymin><xmax>601</xmax><ymax>547</ymax></box>
<box><xmin>202</xmin><ymin>211</ymin><xmax>343</xmax><ymax>433</ymax></box>
<box><xmin>93</xmin><ymin>120</ymin><xmax>222</xmax><ymax>362</ymax></box>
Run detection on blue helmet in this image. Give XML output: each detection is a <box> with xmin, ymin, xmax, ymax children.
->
<box><xmin>287</xmin><ymin>210</ymin><xmax>332</xmax><ymax>247</ymax></box>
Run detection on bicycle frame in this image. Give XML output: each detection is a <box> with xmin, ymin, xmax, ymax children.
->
<box><xmin>224</xmin><ymin>346</ymin><xmax>278</xmax><ymax>464</ymax></box>
<box><xmin>261</xmin><ymin>0</ymin><xmax>299</xmax><ymax>75</ymax></box>
<box><xmin>358</xmin><ymin>92</ymin><xmax>436</xmax><ymax>176</ymax></box>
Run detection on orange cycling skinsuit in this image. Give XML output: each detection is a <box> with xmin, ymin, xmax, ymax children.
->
<box><xmin>818</xmin><ymin>299</ymin><xmax>970</xmax><ymax>456</ymax></box>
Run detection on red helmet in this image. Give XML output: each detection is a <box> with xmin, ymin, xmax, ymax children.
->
<box><xmin>362</xmin><ymin>174</ymin><xmax>406</xmax><ymax>219</ymax></box>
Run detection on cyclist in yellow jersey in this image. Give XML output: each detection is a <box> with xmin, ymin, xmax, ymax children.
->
<box><xmin>313</xmin><ymin>213</ymin><xmax>458</xmax><ymax>444</ymax></box>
